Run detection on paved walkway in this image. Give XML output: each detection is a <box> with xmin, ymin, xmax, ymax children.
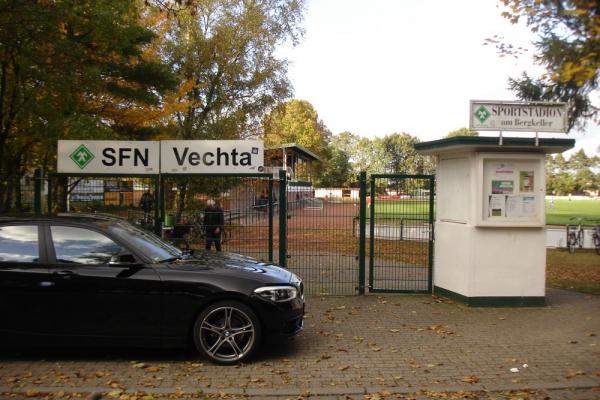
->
<box><xmin>1</xmin><ymin>289</ymin><xmax>599</xmax><ymax>399</ymax></box>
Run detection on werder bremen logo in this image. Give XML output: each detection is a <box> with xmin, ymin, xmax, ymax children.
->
<box><xmin>69</xmin><ymin>144</ymin><xmax>95</xmax><ymax>169</ymax></box>
<box><xmin>474</xmin><ymin>105</ymin><xmax>491</xmax><ymax>124</ymax></box>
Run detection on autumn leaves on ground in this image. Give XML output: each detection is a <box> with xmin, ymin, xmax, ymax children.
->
<box><xmin>547</xmin><ymin>249</ymin><xmax>600</xmax><ymax>295</ymax></box>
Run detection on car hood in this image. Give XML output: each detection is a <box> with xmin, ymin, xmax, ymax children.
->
<box><xmin>165</xmin><ymin>251</ymin><xmax>294</xmax><ymax>284</ymax></box>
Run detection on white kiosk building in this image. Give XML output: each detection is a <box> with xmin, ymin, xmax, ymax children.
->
<box><xmin>415</xmin><ymin>136</ymin><xmax>574</xmax><ymax>306</ymax></box>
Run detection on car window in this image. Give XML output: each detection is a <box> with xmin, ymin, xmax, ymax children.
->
<box><xmin>0</xmin><ymin>225</ymin><xmax>39</xmax><ymax>263</ymax></box>
<box><xmin>51</xmin><ymin>226</ymin><xmax>122</xmax><ymax>265</ymax></box>
<box><xmin>108</xmin><ymin>222</ymin><xmax>181</xmax><ymax>263</ymax></box>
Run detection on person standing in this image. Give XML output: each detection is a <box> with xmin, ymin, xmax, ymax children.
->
<box><xmin>139</xmin><ymin>190</ymin><xmax>154</xmax><ymax>225</ymax></box>
<box><xmin>203</xmin><ymin>199</ymin><xmax>224</xmax><ymax>251</ymax></box>
<box><xmin>259</xmin><ymin>189</ymin><xmax>269</xmax><ymax>213</ymax></box>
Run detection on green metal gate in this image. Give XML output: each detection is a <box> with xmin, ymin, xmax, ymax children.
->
<box><xmin>368</xmin><ymin>174</ymin><xmax>434</xmax><ymax>293</ymax></box>
<box><xmin>283</xmin><ymin>173</ymin><xmax>364</xmax><ymax>296</ymax></box>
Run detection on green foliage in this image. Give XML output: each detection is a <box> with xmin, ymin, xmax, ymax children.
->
<box><xmin>446</xmin><ymin>127</ymin><xmax>479</xmax><ymax>138</ymax></box>
<box><xmin>314</xmin><ymin>145</ymin><xmax>352</xmax><ymax>187</ymax></box>
<box><xmin>499</xmin><ymin>1</ymin><xmax>599</xmax><ymax>131</ymax></box>
<box><xmin>546</xmin><ymin>150</ymin><xmax>599</xmax><ymax>195</ymax></box>
<box><xmin>262</xmin><ymin>100</ymin><xmax>328</xmax><ymax>157</ymax></box>
<box><xmin>160</xmin><ymin>0</ymin><xmax>305</xmax><ymax>140</ymax></box>
<box><xmin>321</xmin><ymin>131</ymin><xmax>436</xmax><ymax>188</ymax></box>
<box><xmin>0</xmin><ymin>0</ymin><xmax>175</xmax><ymax>212</ymax></box>
<box><xmin>378</xmin><ymin>133</ymin><xmax>433</xmax><ymax>174</ymax></box>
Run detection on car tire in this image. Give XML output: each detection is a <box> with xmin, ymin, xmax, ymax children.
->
<box><xmin>193</xmin><ymin>300</ymin><xmax>261</xmax><ymax>365</ymax></box>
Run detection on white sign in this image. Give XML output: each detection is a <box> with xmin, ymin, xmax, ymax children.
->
<box><xmin>58</xmin><ymin>141</ymin><xmax>160</xmax><ymax>174</ymax></box>
<box><xmin>160</xmin><ymin>140</ymin><xmax>264</xmax><ymax>174</ymax></box>
<box><xmin>470</xmin><ymin>100</ymin><xmax>567</xmax><ymax>133</ymax></box>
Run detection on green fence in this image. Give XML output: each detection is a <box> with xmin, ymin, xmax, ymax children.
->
<box><xmin>47</xmin><ymin>173</ymin><xmax>160</xmax><ymax>233</ymax></box>
<box><xmin>29</xmin><ymin>170</ymin><xmax>434</xmax><ymax>295</ymax></box>
<box><xmin>160</xmin><ymin>174</ymin><xmax>276</xmax><ymax>262</ymax></box>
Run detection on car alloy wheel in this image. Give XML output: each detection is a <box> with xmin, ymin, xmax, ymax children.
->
<box><xmin>194</xmin><ymin>301</ymin><xmax>261</xmax><ymax>364</ymax></box>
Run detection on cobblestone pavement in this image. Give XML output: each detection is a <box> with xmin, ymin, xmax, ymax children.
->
<box><xmin>1</xmin><ymin>289</ymin><xmax>599</xmax><ymax>399</ymax></box>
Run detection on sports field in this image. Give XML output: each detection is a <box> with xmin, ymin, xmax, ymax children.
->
<box><xmin>545</xmin><ymin>199</ymin><xmax>600</xmax><ymax>226</ymax></box>
<box><xmin>366</xmin><ymin>198</ymin><xmax>600</xmax><ymax>226</ymax></box>
<box><xmin>367</xmin><ymin>199</ymin><xmax>432</xmax><ymax>220</ymax></box>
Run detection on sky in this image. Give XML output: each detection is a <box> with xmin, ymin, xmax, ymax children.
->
<box><xmin>277</xmin><ymin>0</ymin><xmax>599</xmax><ymax>156</ymax></box>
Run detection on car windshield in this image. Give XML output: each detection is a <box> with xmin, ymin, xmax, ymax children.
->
<box><xmin>107</xmin><ymin>222</ymin><xmax>182</xmax><ymax>263</ymax></box>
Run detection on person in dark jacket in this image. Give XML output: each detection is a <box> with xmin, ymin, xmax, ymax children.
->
<box><xmin>203</xmin><ymin>199</ymin><xmax>224</xmax><ymax>251</ymax></box>
<box><xmin>139</xmin><ymin>191</ymin><xmax>154</xmax><ymax>225</ymax></box>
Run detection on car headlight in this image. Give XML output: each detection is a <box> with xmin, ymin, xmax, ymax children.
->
<box><xmin>254</xmin><ymin>286</ymin><xmax>298</xmax><ymax>302</ymax></box>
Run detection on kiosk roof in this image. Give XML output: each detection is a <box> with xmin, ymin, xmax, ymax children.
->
<box><xmin>414</xmin><ymin>136</ymin><xmax>575</xmax><ymax>155</ymax></box>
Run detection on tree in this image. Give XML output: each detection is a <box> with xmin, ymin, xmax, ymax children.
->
<box><xmin>262</xmin><ymin>100</ymin><xmax>328</xmax><ymax>157</ymax></box>
<box><xmin>315</xmin><ymin>145</ymin><xmax>352</xmax><ymax>187</ymax></box>
<box><xmin>498</xmin><ymin>1</ymin><xmax>599</xmax><ymax>131</ymax></box>
<box><xmin>0</xmin><ymin>0</ymin><xmax>175</xmax><ymax>212</ymax></box>
<box><xmin>155</xmin><ymin>0</ymin><xmax>305</xmax><ymax>219</ymax></box>
<box><xmin>446</xmin><ymin>127</ymin><xmax>479</xmax><ymax>138</ymax></box>
<box><xmin>326</xmin><ymin>131</ymin><xmax>436</xmax><ymax>181</ymax></box>
<box><xmin>331</xmin><ymin>131</ymin><xmax>361</xmax><ymax>156</ymax></box>
<box><xmin>159</xmin><ymin>0</ymin><xmax>304</xmax><ymax>140</ymax></box>
<box><xmin>377</xmin><ymin>133</ymin><xmax>435</xmax><ymax>175</ymax></box>
<box><xmin>546</xmin><ymin>150</ymin><xmax>598</xmax><ymax>195</ymax></box>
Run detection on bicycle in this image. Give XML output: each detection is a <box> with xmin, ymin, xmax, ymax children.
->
<box><xmin>566</xmin><ymin>217</ymin><xmax>585</xmax><ymax>254</ymax></box>
<box><xmin>187</xmin><ymin>214</ymin><xmax>231</xmax><ymax>247</ymax></box>
<box><xmin>592</xmin><ymin>224</ymin><xmax>600</xmax><ymax>255</ymax></box>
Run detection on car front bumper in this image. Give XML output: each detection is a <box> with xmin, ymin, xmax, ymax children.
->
<box><xmin>252</xmin><ymin>295</ymin><xmax>305</xmax><ymax>338</ymax></box>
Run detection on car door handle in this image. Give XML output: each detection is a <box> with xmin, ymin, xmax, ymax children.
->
<box><xmin>39</xmin><ymin>281</ymin><xmax>55</xmax><ymax>287</ymax></box>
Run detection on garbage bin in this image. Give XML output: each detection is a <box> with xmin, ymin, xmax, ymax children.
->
<box><xmin>164</xmin><ymin>214</ymin><xmax>174</xmax><ymax>227</ymax></box>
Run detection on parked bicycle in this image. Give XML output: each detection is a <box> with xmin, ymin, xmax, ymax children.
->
<box><xmin>187</xmin><ymin>213</ymin><xmax>231</xmax><ymax>246</ymax></box>
<box><xmin>592</xmin><ymin>224</ymin><xmax>600</xmax><ymax>255</ymax></box>
<box><xmin>566</xmin><ymin>217</ymin><xmax>585</xmax><ymax>254</ymax></box>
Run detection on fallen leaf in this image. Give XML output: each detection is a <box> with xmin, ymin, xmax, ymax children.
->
<box><xmin>461</xmin><ymin>375</ymin><xmax>479</xmax><ymax>383</ymax></box>
<box><xmin>565</xmin><ymin>370</ymin><xmax>585</xmax><ymax>379</ymax></box>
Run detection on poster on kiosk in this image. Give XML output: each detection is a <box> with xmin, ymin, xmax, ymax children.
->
<box><xmin>478</xmin><ymin>153</ymin><xmax>545</xmax><ymax>227</ymax></box>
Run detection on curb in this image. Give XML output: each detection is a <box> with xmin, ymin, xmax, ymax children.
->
<box><xmin>2</xmin><ymin>379</ymin><xmax>599</xmax><ymax>397</ymax></box>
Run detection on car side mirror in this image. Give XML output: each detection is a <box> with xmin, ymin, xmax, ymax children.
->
<box><xmin>109</xmin><ymin>254</ymin><xmax>137</xmax><ymax>266</ymax></box>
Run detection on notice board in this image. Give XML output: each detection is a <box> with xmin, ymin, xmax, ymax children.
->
<box><xmin>477</xmin><ymin>153</ymin><xmax>545</xmax><ymax>227</ymax></box>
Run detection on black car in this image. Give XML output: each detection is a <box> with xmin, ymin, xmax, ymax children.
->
<box><xmin>0</xmin><ymin>214</ymin><xmax>304</xmax><ymax>365</ymax></box>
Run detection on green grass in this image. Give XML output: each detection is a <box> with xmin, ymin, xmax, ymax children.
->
<box><xmin>368</xmin><ymin>199</ymin><xmax>432</xmax><ymax>220</ymax></box>
<box><xmin>360</xmin><ymin>198</ymin><xmax>600</xmax><ymax>226</ymax></box>
<box><xmin>545</xmin><ymin>199</ymin><xmax>600</xmax><ymax>226</ymax></box>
